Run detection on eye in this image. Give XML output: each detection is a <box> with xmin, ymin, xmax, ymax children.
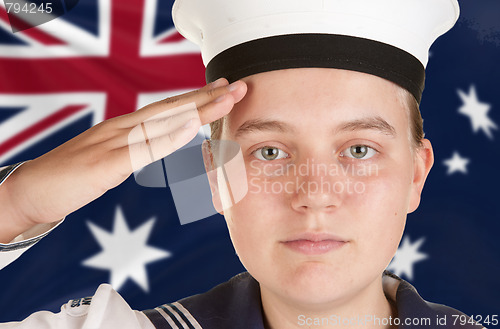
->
<box><xmin>340</xmin><ymin>145</ymin><xmax>377</xmax><ymax>160</ymax></box>
<box><xmin>252</xmin><ymin>146</ymin><xmax>289</xmax><ymax>161</ymax></box>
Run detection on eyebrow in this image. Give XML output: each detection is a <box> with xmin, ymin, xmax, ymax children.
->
<box><xmin>235</xmin><ymin>119</ymin><xmax>297</xmax><ymax>138</ymax></box>
<box><xmin>234</xmin><ymin>116</ymin><xmax>396</xmax><ymax>138</ymax></box>
<box><xmin>335</xmin><ymin>116</ymin><xmax>397</xmax><ymax>137</ymax></box>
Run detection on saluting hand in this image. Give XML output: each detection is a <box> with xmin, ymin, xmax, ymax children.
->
<box><xmin>0</xmin><ymin>78</ymin><xmax>247</xmax><ymax>243</ymax></box>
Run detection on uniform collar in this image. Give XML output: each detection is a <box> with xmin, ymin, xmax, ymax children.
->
<box><xmin>177</xmin><ymin>271</ymin><xmax>482</xmax><ymax>329</ymax></box>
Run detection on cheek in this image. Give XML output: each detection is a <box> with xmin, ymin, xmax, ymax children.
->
<box><xmin>224</xmin><ymin>180</ymin><xmax>284</xmax><ymax>269</ymax></box>
<box><xmin>345</xmin><ymin>166</ymin><xmax>411</xmax><ymax>258</ymax></box>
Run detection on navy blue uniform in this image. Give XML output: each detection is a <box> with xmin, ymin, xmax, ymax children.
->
<box><xmin>144</xmin><ymin>271</ymin><xmax>484</xmax><ymax>329</ymax></box>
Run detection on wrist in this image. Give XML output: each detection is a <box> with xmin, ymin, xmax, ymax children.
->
<box><xmin>0</xmin><ymin>162</ymin><xmax>38</xmax><ymax>243</ymax></box>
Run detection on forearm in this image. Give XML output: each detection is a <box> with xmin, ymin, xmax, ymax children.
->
<box><xmin>0</xmin><ymin>79</ymin><xmax>244</xmax><ymax>243</ymax></box>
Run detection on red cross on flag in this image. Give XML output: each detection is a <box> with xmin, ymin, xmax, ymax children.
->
<box><xmin>0</xmin><ymin>0</ymin><xmax>205</xmax><ymax>164</ymax></box>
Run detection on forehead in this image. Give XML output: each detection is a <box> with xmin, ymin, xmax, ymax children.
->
<box><xmin>222</xmin><ymin>68</ymin><xmax>408</xmax><ymax>139</ymax></box>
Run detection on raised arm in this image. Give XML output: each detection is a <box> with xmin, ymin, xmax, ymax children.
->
<box><xmin>0</xmin><ymin>78</ymin><xmax>246</xmax><ymax>244</ymax></box>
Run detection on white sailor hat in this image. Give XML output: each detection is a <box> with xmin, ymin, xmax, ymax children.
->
<box><xmin>173</xmin><ymin>0</ymin><xmax>459</xmax><ymax>103</ymax></box>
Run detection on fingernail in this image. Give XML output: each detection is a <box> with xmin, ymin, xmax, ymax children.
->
<box><xmin>227</xmin><ymin>81</ymin><xmax>240</xmax><ymax>92</ymax></box>
<box><xmin>183</xmin><ymin>119</ymin><xmax>192</xmax><ymax>129</ymax></box>
<box><xmin>211</xmin><ymin>78</ymin><xmax>227</xmax><ymax>89</ymax></box>
<box><xmin>214</xmin><ymin>94</ymin><xmax>226</xmax><ymax>103</ymax></box>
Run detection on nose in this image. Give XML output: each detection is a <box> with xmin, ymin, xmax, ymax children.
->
<box><xmin>289</xmin><ymin>157</ymin><xmax>343</xmax><ymax>213</ymax></box>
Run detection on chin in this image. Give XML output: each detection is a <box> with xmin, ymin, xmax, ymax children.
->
<box><xmin>276</xmin><ymin>261</ymin><xmax>352</xmax><ymax>306</ymax></box>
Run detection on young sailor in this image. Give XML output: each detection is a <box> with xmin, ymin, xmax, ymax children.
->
<box><xmin>0</xmin><ymin>0</ymin><xmax>484</xmax><ymax>328</ymax></box>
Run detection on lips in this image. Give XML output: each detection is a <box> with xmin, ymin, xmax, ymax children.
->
<box><xmin>281</xmin><ymin>233</ymin><xmax>348</xmax><ymax>255</ymax></box>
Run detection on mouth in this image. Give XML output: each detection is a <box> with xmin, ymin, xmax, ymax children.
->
<box><xmin>281</xmin><ymin>233</ymin><xmax>348</xmax><ymax>255</ymax></box>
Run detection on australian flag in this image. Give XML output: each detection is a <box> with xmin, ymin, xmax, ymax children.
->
<box><xmin>0</xmin><ymin>0</ymin><xmax>498</xmax><ymax>325</ymax></box>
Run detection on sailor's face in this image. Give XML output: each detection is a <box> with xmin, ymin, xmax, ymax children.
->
<box><xmin>216</xmin><ymin>68</ymin><xmax>432</xmax><ymax>307</ymax></box>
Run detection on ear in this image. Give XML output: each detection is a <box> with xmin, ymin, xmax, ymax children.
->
<box><xmin>407</xmin><ymin>139</ymin><xmax>434</xmax><ymax>213</ymax></box>
<box><xmin>202</xmin><ymin>140</ymin><xmax>224</xmax><ymax>215</ymax></box>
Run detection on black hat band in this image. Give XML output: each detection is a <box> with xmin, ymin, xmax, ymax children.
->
<box><xmin>206</xmin><ymin>33</ymin><xmax>425</xmax><ymax>103</ymax></box>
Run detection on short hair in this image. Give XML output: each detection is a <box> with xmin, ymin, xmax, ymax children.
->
<box><xmin>209</xmin><ymin>84</ymin><xmax>424</xmax><ymax>150</ymax></box>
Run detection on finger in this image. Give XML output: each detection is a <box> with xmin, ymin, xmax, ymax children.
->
<box><xmin>197</xmin><ymin>80</ymin><xmax>247</xmax><ymax>125</ymax></box>
<box><xmin>155</xmin><ymin>77</ymin><xmax>228</xmax><ymax>106</ymax></box>
<box><xmin>127</xmin><ymin>104</ymin><xmax>199</xmax><ymax>145</ymax></box>
<box><xmin>123</xmin><ymin>78</ymin><xmax>245</xmax><ymax>127</ymax></box>
<box><xmin>142</xmin><ymin>101</ymin><xmax>197</xmax><ymax>122</ymax></box>
<box><xmin>128</xmin><ymin>117</ymin><xmax>202</xmax><ymax>172</ymax></box>
<box><xmin>197</xmin><ymin>93</ymin><xmax>236</xmax><ymax>126</ymax></box>
<box><xmin>128</xmin><ymin>87</ymin><xmax>245</xmax><ymax>147</ymax></box>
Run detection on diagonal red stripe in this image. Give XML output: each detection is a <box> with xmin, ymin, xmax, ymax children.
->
<box><xmin>0</xmin><ymin>105</ymin><xmax>86</xmax><ymax>156</ymax></box>
<box><xmin>0</xmin><ymin>0</ymin><xmax>206</xmax><ymax>121</ymax></box>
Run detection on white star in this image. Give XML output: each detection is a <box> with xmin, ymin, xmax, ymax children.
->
<box><xmin>83</xmin><ymin>206</ymin><xmax>170</xmax><ymax>292</ymax></box>
<box><xmin>443</xmin><ymin>151</ymin><xmax>470</xmax><ymax>175</ymax></box>
<box><xmin>387</xmin><ymin>235</ymin><xmax>428</xmax><ymax>281</ymax></box>
<box><xmin>457</xmin><ymin>85</ymin><xmax>497</xmax><ymax>139</ymax></box>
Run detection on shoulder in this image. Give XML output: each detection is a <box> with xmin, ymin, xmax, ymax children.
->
<box><xmin>179</xmin><ymin>272</ymin><xmax>257</xmax><ymax>309</ymax></box>
<box><xmin>142</xmin><ymin>272</ymin><xmax>265</xmax><ymax>329</ymax></box>
<box><xmin>386</xmin><ymin>271</ymin><xmax>485</xmax><ymax>329</ymax></box>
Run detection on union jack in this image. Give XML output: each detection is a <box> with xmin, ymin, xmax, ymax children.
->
<box><xmin>0</xmin><ymin>0</ymin><xmax>204</xmax><ymax>164</ymax></box>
